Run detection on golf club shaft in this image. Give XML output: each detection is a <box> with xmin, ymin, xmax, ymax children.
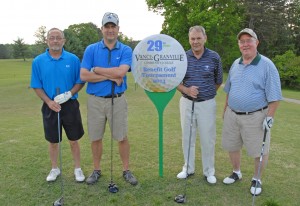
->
<box><xmin>56</xmin><ymin>88</ymin><xmax>64</xmax><ymax>197</ymax></box>
<box><xmin>110</xmin><ymin>82</ymin><xmax>115</xmax><ymax>183</ymax></box>
<box><xmin>183</xmin><ymin>100</ymin><xmax>195</xmax><ymax>197</ymax></box>
<box><xmin>252</xmin><ymin>128</ymin><xmax>268</xmax><ymax>206</ymax></box>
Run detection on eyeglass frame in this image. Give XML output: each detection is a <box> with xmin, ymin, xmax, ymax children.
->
<box><xmin>47</xmin><ymin>36</ymin><xmax>64</xmax><ymax>41</ymax></box>
<box><xmin>238</xmin><ymin>38</ymin><xmax>257</xmax><ymax>45</ymax></box>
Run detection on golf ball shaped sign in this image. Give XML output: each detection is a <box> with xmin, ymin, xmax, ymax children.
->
<box><xmin>132</xmin><ymin>34</ymin><xmax>187</xmax><ymax>92</ymax></box>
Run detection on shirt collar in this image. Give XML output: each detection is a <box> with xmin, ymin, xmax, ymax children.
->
<box><xmin>186</xmin><ymin>47</ymin><xmax>208</xmax><ymax>58</ymax></box>
<box><xmin>239</xmin><ymin>53</ymin><xmax>261</xmax><ymax>65</ymax></box>
<box><xmin>100</xmin><ymin>39</ymin><xmax>120</xmax><ymax>50</ymax></box>
<box><xmin>46</xmin><ymin>48</ymin><xmax>65</xmax><ymax>60</ymax></box>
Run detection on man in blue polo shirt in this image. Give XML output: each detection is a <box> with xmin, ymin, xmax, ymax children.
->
<box><xmin>176</xmin><ymin>25</ymin><xmax>223</xmax><ymax>184</ymax></box>
<box><xmin>80</xmin><ymin>12</ymin><xmax>137</xmax><ymax>186</ymax></box>
<box><xmin>31</xmin><ymin>28</ymin><xmax>85</xmax><ymax>183</ymax></box>
<box><xmin>222</xmin><ymin>28</ymin><xmax>282</xmax><ymax>196</ymax></box>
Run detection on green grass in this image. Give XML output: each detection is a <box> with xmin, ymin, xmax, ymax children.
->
<box><xmin>281</xmin><ymin>88</ymin><xmax>300</xmax><ymax>100</ymax></box>
<box><xmin>0</xmin><ymin>59</ymin><xmax>299</xmax><ymax>206</ymax></box>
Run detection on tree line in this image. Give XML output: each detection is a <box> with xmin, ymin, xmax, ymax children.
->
<box><xmin>0</xmin><ymin>23</ymin><xmax>138</xmax><ymax>61</ymax></box>
<box><xmin>146</xmin><ymin>0</ymin><xmax>300</xmax><ymax>88</ymax></box>
<box><xmin>0</xmin><ymin>0</ymin><xmax>299</xmax><ymax>88</ymax></box>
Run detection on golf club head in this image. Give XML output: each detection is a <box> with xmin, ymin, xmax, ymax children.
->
<box><xmin>53</xmin><ymin>196</ymin><xmax>64</xmax><ymax>206</ymax></box>
<box><xmin>108</xmin><ymin>182</ymin><xmax>119</xmax><ymax>193</ymax></box>
<box><xmin>174</xmin><ymin>194</ymin><xmax>186</xmax><ymax>203</ymax></box>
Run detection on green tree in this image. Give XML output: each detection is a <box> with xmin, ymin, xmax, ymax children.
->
<box><xmin>273</xmin><ymin>50</ymin><xmax>300</xmax><ymax>87</ymax></box>
<box><xmin>0</xmin><ymin>44</ymin><xmax>11</xmax><ymax>59</ymax></box>
<box><xmin>63</xmin><ymin>29</ymin><xmax>84</xmax><ymax>59</ymax></box>
<box><xmin>34</xmin><ymin>25</ymin><xmax>48</xmax><ymax>55</ymax></box>
<box><xmin>146</xmin><ymin>0</ymin><xmax>243</xmax><ymax>70</ymax></box>
<box><xmin>241</xmin><ymin>0</ymin><xmax>295</xmax><ymax>57</ymax></box>
<box><xmin>118</xmin><ymin>32</ymin><xmax>138</xmax><ymax>49</ymax></box>
<box><xmin>13</xmin><ymin>38</ymin><xmax>28</xmax><ymax>61</ymax></box>
<box><xmin>64</xmin><ymin>22</ymin><xmax>100</xmax><ymax>59</ymax></box>
<box><xmin>287</xmin><ymin>0</ymin><xmax>300</xmax><ymax>55</ymax></box>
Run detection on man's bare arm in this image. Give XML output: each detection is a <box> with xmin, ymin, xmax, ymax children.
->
<box><xmin>80</xmin><ymin>68</ymin><xmax>108</xmax><ymax>82</ymax></box>
<box><xmin>93</xmin><ymin>65</ymin><xmax>129</xmax><ymax>79</ymax></box>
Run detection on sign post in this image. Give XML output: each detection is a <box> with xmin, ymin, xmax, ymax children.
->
<box><xmin>132</xmin><ymin>34</ymin><xmax>187</xmax><ymax>177</ymax></box>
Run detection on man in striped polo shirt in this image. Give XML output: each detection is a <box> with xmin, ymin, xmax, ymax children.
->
<box><xmin>222</xmin><ymin>28</ymin><xmax>282</xmax><ymax>196</ymax></box>
<box><xmin>177</xmin><ymin>25</ymin><xmax>223</xmax><ymax>184</ymax></box>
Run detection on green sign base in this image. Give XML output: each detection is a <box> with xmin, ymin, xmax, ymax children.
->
<box><xmin>145</xmin><ymin>88</ymin><xmax>176</xmax><ymax>177</ymax></box>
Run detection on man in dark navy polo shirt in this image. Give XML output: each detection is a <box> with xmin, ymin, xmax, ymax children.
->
<box><xmin>176</xmin><ymin>25</ymin><xmax>223</xmax><ymax>184</ymax></box>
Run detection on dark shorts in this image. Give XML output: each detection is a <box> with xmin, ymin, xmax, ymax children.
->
<box><xmin>42</xmin><ymin>99</ymin><xmax>84</xmax><ymax>143</ymax></box>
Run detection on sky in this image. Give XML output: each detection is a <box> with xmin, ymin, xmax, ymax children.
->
<box><xmin>0</xmin><ymin>0</ymin><xmax>164</xmax><ymax>44</ymax></box>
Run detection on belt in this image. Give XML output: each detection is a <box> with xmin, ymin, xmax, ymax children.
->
<box><xmin>99</xmin><ymin>92</ymin><xmax>124</xmax><ymax>98</ymax></box>
<box><xmin>231</xmin><ymin>106</ymin><xmax>268</xmax><ymax>115</ymax></box>
<box><xmin>185</xmin><ymin>96</ymin><xmax>205</xmax><ymax>102</ymax></box>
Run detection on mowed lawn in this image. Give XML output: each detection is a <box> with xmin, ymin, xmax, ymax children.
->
<box><xmin>0</xmin><ymin>59</ymin><xmax>299</xmax><ymax>206</ymax></box>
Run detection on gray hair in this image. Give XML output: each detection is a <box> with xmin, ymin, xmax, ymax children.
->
<box><xmin>47</xmin><ymin>28</ymin><xmax>65</xmax><ymax>38</ymax></box>
<box><xmin>189</xmin><ymin>25</ymin><xmax>206</xmax><ymax>36</ymax></box>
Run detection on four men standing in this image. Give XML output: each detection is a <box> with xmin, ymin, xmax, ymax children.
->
<box><xmin>31</xmin><ymin>15</ymin><xmax>281</xmax><ymax>199</ymax></box>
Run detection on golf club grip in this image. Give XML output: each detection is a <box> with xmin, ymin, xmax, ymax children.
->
<box><xmin>192</xmin><ymin>100</ymin><xmax>195</xmax><ymax>111</ymax></box>
<box><xmin>56</xmin><ymin>88</ymin><xmax>60</xmax><ymax>95</ymax></box>
<box><xmin>263</xmin><ymin>127</ymin><xmax>267</xmax><ymax>142</ymax></box>
<box><xmin>111</xmin><ymin>82</ymin><xmax>115</xmax><ymax>104</ymax></box>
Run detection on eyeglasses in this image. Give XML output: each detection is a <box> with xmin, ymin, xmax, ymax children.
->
<box><xmin>238</xmin><ymin>38</ymin><xmax>256</xmax><ymax>45</ymax></box>
<box><xmin>48</xmin><ymin>36</ymin><xmax>64</xmax><ymax>41</ymax></box>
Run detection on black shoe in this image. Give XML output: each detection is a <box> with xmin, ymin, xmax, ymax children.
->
<box><xmin>86</xmin><ymin>170</ymin><xmax>101</xmax><ymax>185</ymax></box>
<box><xmin>123</xmin><ymin>170</ymin><xmax>138</xmax><ymax>185</ymax></box>
<box><xmin>250</xmin><ymin>179</ymin><xmax>262</xmax><ymax>196</ymax></box>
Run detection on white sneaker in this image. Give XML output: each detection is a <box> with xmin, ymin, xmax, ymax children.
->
<box><xmin>74</xmin><ymin>168</ymin><xmax>85</xmax><ymax>182</ymax></box>
<box><xmin>46</xmin><ymin>168</ymin><xmax>60</xmax><ymax>182</ymax></box>
<box><xmin>177</xmin><ymin>171</ymin><xmax>195</xmax><ymax>179</ymax></box>
<box><xmin>206</xmin><ymin>175</ymin><xmax>217</xmax><ymax>184</ymax></box>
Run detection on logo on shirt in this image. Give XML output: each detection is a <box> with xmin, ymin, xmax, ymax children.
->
<box><xmin>66</xmin><ymin>65</ymin><xmax>70</xmax><ymax>68</ymax></box>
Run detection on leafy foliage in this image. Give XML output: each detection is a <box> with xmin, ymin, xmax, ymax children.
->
<box><xmin>146</xmin><ymin>0</ymin><xmax>245</xmax><ymax>70</ymax></box>
<box><xmin>63</xmin><ymin>29</ymin><xmax>84</xmax><ymax>60</ymax></box>
<box><xmin>118</xmin><ymin>33</ymin><xmax>138</xmax><ymax>49</ymax></box>
<box><xmin>12</xmin><ymin>38</ymin><xmax>28</xmax><ymax>61</ymax></box>
<box><xmin>241</xmin><ymin>0</ymin><xmax>294</xmax><ymax>57</ymax></box>
<box><xmin>146</xmin><ymin>0</ymin><xmax>300</xmax><ymax>85</ymax></box>
<box><xmin>273</xmin><ymin>50</ymin><xmax>300</xmax><ymax>87</ymax></box>
<box><xmin>64</xmin><ymin>23</ymin><xmax>101</xmax><ymax>59</ymax></box>
<box><xmin>34</xmin><ymin>26</ymin><xmax>48</xmax><ymax>55</ymax></box>
<box><xmin>0</xmin><ymin>44</ymin><xmax>11</xmax><ymax>59</ymax></box>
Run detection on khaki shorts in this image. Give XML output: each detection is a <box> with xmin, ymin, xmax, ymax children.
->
<box><xmin>87</xmin><ymin>94</ymin><xmax>128</xmax><ymax>141</ymax></box>
<box><xmin>222</xmin><ymin>106</ymin><xmax>270</xmax><ymax>157</ymax></box>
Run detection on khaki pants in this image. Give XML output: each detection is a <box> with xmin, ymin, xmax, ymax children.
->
<box><xmin>180</xmin><ymin>97</ymin><xmax>216</xmax><ymax>177</ymax></box>
<box><xmin>222</xmin><ymin>106</ymin><xmax>270</xmax><ymax>157</ymax></box>
<box><xmin>87</xmin><ymin>94</ymin><xmax>128</xmax><ymax>141</ymax></box>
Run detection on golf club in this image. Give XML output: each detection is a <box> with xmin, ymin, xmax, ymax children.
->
<box><xmin>251</xmin><ymin>128</ymin><xmax>268</xmax><ymax>206</ymax></box>
<box><xmin>53</xmin><ymin>88</ymin><xmax>64</xmax><ymax>206</ymax></box>
<box><xmin>108</xmin><ymin>82</ymin><xmax>119</xmax><ymax>193</ymax></box>
<box><xmin>174</xmin><ymin>100</ymin><xmax>195</xmax><ymax>204</ymax></box>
